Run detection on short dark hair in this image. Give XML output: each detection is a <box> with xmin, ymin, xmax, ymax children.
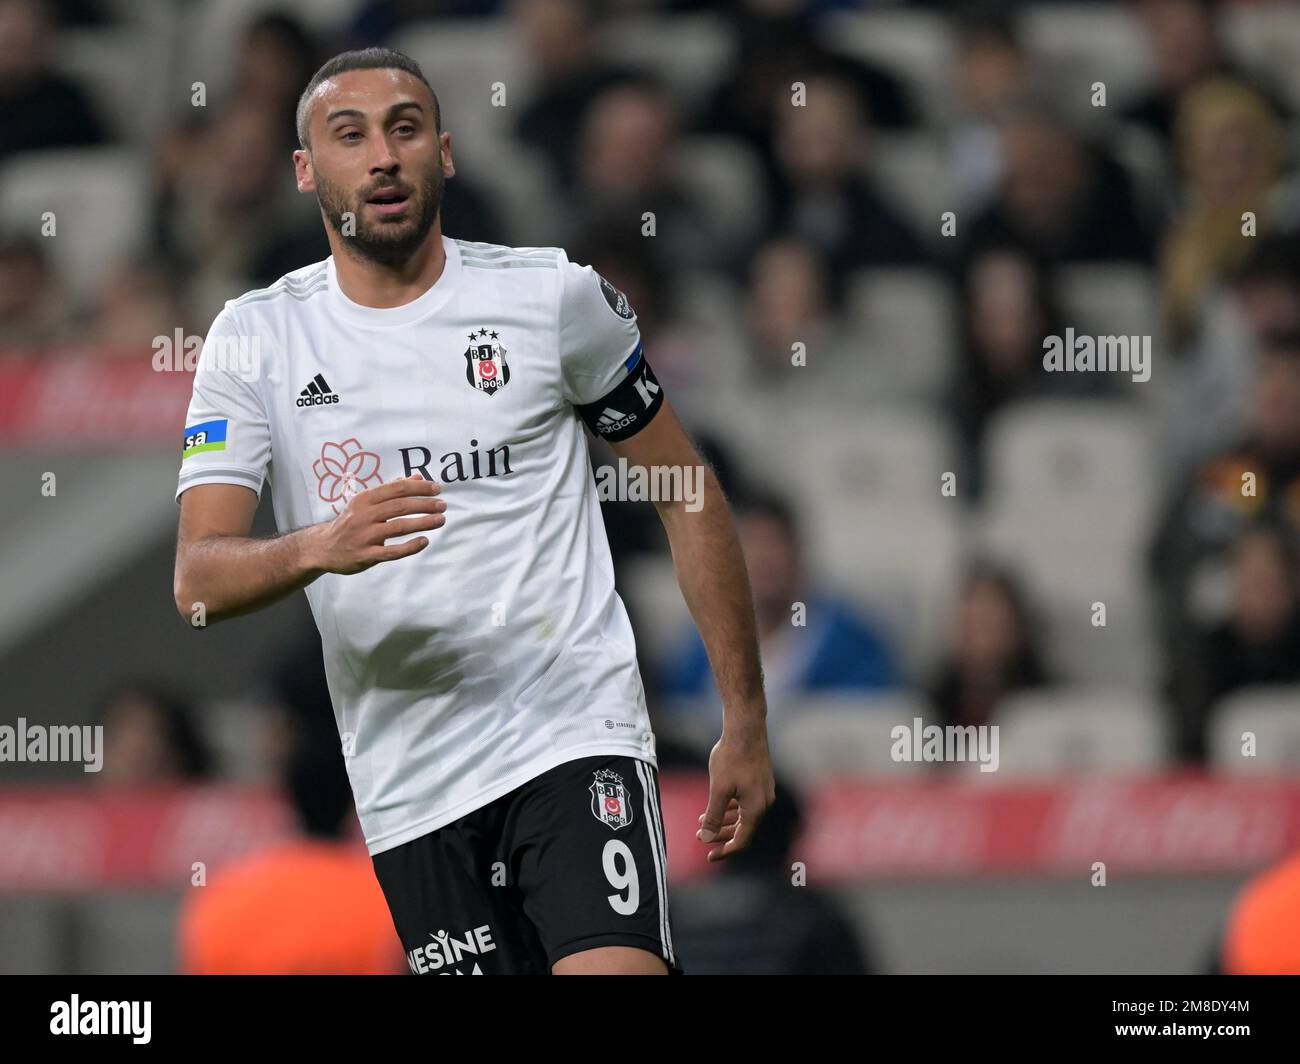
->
<box><xmin>295</xmin><ymin>47</ymin><xmax>440</xmax><ymax>149</ymax></box>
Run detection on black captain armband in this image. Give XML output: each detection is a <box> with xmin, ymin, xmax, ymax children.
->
<box><xmin>576</xmin><ymin>348</ymin><xmax>665</xmax><ymax>441</ymax></box>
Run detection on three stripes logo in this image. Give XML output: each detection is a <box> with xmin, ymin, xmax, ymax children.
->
<box><xmin>296</xmin><ymin>373</ymin><xmax>340</xmax><ymax>408</ymax></box>
<box><xmin>595</xmin><ymin>408</ymin><xmax>635</xmax><ymax>435</ymax></box>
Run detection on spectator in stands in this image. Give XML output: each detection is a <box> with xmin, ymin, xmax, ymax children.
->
<box><xmin>1121</xmin><ymin>0</ymin><xmax>1290</xmax><ymax>150</ymax></box>
<box><xmin>1220</xmin><ymin>848</ymin><xmax>1300</xmax><ymax>974</ymax></box>
<box><xmin>0</xmin><ymin>0</ymin><xmax>106</xmax><ymax>161</ymax></box>
<box><xmin>692</xmin><ymin>0</ymin><xmax>914</xmax><ymax>217</ymax></box>
<box><xmin>768</xmin><ymin>74</ymin><xmax>925</xmax><ymax>276</ymax></box>
<box><xmin>0</xmin><ymin>234</ymin><xmax>67</xmax><ymax>351</ymax></box>
<box><xmin>76</xmin><ymin>258</ymin><xmax>188</xmax><ymax>357</ymax></box>
<box><xmin>670</xmin><ymin>771</ymin><xmax>874</xmax><ymax>975</ymax></box>
<box><xmin>952</xmin><ymin>245</ymin><xmax>1117</xmax><ymax>500</ymax></box>
<box><xmin>658</xmin><ymin>489</ymin><xmax>901</xmax><ymax>716</ymax></box>
<box><xmin>927</xmin><ymin>562</ymin><xmax>1052</xmax><ymax>732</ymax></box>
<box><xmin>1160</xmin><ymin>78</ymin><xmax>1285</xmax><ymax>348</ymax></box>
<box><xmin>958</xmin><ymin>101</ymin><xmax>1151</xmax><ymax>267</ymax></box>
<box><xmin>178</xmin><ymin>713</ymin><xmax>405</xmax><ymax>974</ymax></box>
<box><xmin>1161</xmin><ymin>234</ymin><xmax>1300</xmax><ymax>476</ymax></box>
<box><xmin>1150</xmin><ymin>329</ymin><xmax>1300</xmax><ymax>680</ymax></box>
<box><xmin>511</xmin><ymin>0</ymin><xmax>640</xmax><ymax>191</ymax></box>
<box><xmin>1170</xmin><ymin>522</ymin><xmax>1300</xmax><ymax>761</ymax></box>
<box><xmin>569</xmin><ymin>75</ymin><xmax>734</xmax><ymax>269</ymax></box>
<box><xmin>93</xmin><ymin>681</ymin><xmax>214</xmax><ymax>786</ymax></box>
<box><xmin>949</xmin><ymin>6</ymin><xmax>1036</xmax><ymax>210</ymax></box>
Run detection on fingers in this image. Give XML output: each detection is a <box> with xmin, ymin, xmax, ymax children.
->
<box><xmin>375</xmin><ymin>514</ymin><xmax>446</xmax><ymax>541</ymax></box>
<box><xmin>711</xmin><ymin>807</ymin><xmax>761</xmax><ymax>861</ymax></box>
<box><xmin>697</xmin><ymin>787</ymin><xmax>735</xmax><ymax>843</ymax></box>
<box><xmin>359</xmin><ymin>475</ymin><xmax>441</xmax><ymax>505</ymax></box>
<box><xmin>374</xmin><ymin>495</ymin><xmax>447</xmax><ymax>521</ymax></box>
<box><xmin>371</xmin><ymin>536</ymin><xmax>430</xmax><ymax>562</ymax></box>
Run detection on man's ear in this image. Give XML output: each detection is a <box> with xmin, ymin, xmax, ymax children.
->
<box><xmin>294</xmin><ymin>149</ymin><xmax>315</xmax><ymax>193</ymax></box>
<box><xmin>440</xmin><ymin>131</ymin><xmax>455</xmax><ymax>179</ymax></box>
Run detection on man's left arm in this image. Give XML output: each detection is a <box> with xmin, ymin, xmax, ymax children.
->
<box><xmin>609</xmin><ymin>400</ymin><xmax>775</xmax><ymax>861</ymax></box>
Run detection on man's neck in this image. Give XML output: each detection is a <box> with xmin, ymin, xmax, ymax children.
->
<box><xmin>327</xmin><ymin>221</ymin><xmax>448</xmax><ymax>309</ymax></box>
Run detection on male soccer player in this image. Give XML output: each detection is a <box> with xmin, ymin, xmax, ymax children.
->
<box><xmin>173</xmin><ymin>48</ymin><xmax>774</xmax><ymax>975</ymax></box>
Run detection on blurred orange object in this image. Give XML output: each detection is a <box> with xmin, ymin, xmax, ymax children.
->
<box><xmin>1223</xmin><ymin>850</ymin><xmax>1300</xmax><ymax>974</ymax></box>
<box><xmin>178</xmin><ymin>839</ymin><xmax>405</xmax><ymax>975</ymax></box>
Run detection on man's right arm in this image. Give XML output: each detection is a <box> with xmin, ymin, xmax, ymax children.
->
<box><xmin>173</xmin><ymin>477</ymin><xmax>445</xmax><ymax>625</ymax></box>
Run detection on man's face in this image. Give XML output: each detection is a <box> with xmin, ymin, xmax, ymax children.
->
<box><xmin>294</xmin><ymin>68</ymin><xmax>452</xmax><ymax>266</ymax></box>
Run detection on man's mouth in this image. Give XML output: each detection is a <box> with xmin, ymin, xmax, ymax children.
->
<box><xmin>365</xmin><ymin>188</ymin><xmax>411</xmax><ymax>215</ymax></box>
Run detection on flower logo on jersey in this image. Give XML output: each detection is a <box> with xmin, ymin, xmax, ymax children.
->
<box><xmin>590</xmin><ymin>768</ymin><xmax>633</xmax><ymax>831</ymax></box>
<box><xmin>314</xmin><ymin>438</ymin><xmax>382</xmax><ymax>514</ymax></box>
<box><xmin>464</xmin><ymin>327</ymin><xmax>510</xmax><ymax>396</ymax></box>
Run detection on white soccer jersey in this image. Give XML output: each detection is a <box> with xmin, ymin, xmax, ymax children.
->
<box><xmin>177</xmin><ymin>237</ymin><xmax>668</xmax><ymax>855</ymax></box>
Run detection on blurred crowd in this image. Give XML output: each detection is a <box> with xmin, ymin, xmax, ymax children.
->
<box><xmin>4</xmin><ymin>0</ymin><xmax>1300</xmax><ymax>782</ymax></box>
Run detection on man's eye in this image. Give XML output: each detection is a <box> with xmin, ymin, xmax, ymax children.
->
<box><xmin>395</xmin><ymin>125</ymin><xmax>416</xmax><ymax>136</ymax></box>
<box><xmin>340</xmin><ymin>131</ymin><xmax>362</xmax><ymax>142</ymax></box>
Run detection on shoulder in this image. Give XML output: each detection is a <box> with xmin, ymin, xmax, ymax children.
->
<box><xmin>454</xmin><ymin>239</ymin><xmax>565</xmax><ymax>272</ymax></box>
<box><xmin>226</xmin><ymin>259</ymin><xmax>331</xmax><ymax>316</ymax></box>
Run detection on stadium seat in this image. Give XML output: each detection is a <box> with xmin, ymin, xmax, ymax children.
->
<box><xmin>0</xmin><ymin>148</ymin><xmax>148</xmax><ymax>300</ymax></box>
<box><xmin>772</xmin><ymin>694</ymin><xmax>933</xmax><ymax>785</ymax></box>
<box><xmin>1224</xmin><ymin>4</ymin><xmax>1300</xmax><ymax>113</ymax></box>
<box><xmin>817</xmin><ymin>10</ymin><xmax>957</xmax><ymax>125</ymax></box>
<box><xmin>175</xmin><ymin>0</ymin><xmax>359</xmax><ymax>109</ymax></box>
<box><xmin>392</xmin><ymin>22</ymin><xmax>532</xmax><ymax>172</ymax></box>
<box><xmin>1209</xmin><ymin>686</ymin><xmax>1300</xmax><ymax>775</ymax></box>
<box><xmin>620</xmin><ymin>554</ymin><xmax>692</xmax><ymax>668</ymax></box>
<box><xmin>996</xmin><ymin>689</ymin><xmax>1168</xmax><ymax>776</ymax></box>
<box><xmin>1054</xmin><ymin>264</ymin><xmax>1164</xmax><ymax>369</ymax></box>
<box><xmin>868</xmin><ymin>133</ymin><xmax>952</xmax><ymax>242</ymax></box>
<box><xmin>738</xmin><ymin>398</ymin><xmax>962</xmax><ymax>674</ymax></box>
<box><xmin>982</xmin><ymin>399</ymin><xmax>1157</xmax><ymax>507</ymax></box>
<box><xmin>605</xmin><ymin>14</ymin><xmax>735</xmax><ymax>111</ymax></box>
<box><xmin>847</xmin><ymin>268</ymin><xmax>958</xmax><ymax>401</ymax></box>
<box><xmin>57</xmin><ymin>20</ymin><xmax>174</xmax><ymax>147</ymax></box>
<box><xmin>1021</xmin><ymin>4</ymin><xmax>1153</xmax><ymax>125</ymax></box>
<box><xmin>673</xmin><ymin>136</ymin><xmax>768</xmax><ymax>251</ymax></box>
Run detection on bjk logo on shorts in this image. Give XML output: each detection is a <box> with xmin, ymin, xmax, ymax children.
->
<box><xmin>590</xmin><ymin>768</ymin><xmax>632</xmax><ymax>830</ymax></box>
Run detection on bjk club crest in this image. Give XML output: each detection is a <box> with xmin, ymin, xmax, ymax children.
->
<box><xmin>464</xmin><ymin>327</ymin><xmax>510</xmax><ymax>396</ymax></box>
<box><xmin>590</xmin><ymin>769</ymin><xmax>633</xmax><ymax>831</ymax></box>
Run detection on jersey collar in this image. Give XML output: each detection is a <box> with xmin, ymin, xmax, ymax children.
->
<box><xmin>325</xmin><ymin>234</ymin><xmax>462</xmax><ymax>328</ymax></box>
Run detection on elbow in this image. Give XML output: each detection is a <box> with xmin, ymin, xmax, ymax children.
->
<box><xmin>173</xmin><ymin>566</ymin><xmax>204</xmax><ymax>626</ymax></box>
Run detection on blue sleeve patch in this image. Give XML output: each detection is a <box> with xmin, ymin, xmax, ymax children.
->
<box><xmin>183</xmin><ymin>419</ymin><xmax>228</xmax><ymax>459</ymax></box>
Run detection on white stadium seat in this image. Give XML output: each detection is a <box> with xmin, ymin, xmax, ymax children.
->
<box><xmin>869</xmin><ymin>133</ymin><xmax>952</xmax><ymax>241</ymax></box>
<box><xmin>996</xmin><ymin>689</ymin><xmax>1168</xmax><ymax>776</ymax></box>
<box><xmin>772</xmin><ymin>694</ymin><xmax>933</xmax><ymax>785</ymax></box>
<box><xmin>673</xmin><ymin>136</ymin><xmax>768</xmax><ymax>250</ymax></box>
<box><xmin>818</xmin><ymin>11</ymin><xmax>957</xmax><ymax>125</ymax></box>
<box><xmin>1055</xmin><ymin>264</ymin><xmax>1165</xmax><ymax>369</ymax></box>
<box><xmin>848</xmin><ymin>268</ymin><xmax>958</xmax><ymax>402</ymax></box>
<box><xmin>1224</xmin><ymin>4</ymin><xmax>1300</xmax><ymax>113</ymax></box>
<box><xmin>983</xmin><ymin>399</ymin><xmax>1156</xmax><ymax>505</ymax></box>
<box><xmin>605</xmin><ymin>14</ymin><xmax>736</xmax><ymax>110</ymax></box>
<box><xmin>392</xmin><ymin>22</ymin><xmax>532</xmax><ymax>174</ymax></box>
<box><xmin>1021</xmin><ymin>4</ymin><xmax>1153</xmax><ymax>125</ymax></box>
<box><xmin>1209</xmin><ymin>686</ymin><xmax>1300</xmax><ymax>775</ymax></box>
<box><xmin>0</xmin><ymin>148</ymin><xmax>148</xmax><ymax>300</ymax></box>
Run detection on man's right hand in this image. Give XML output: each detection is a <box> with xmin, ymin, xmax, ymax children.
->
<box><xmin>307</xmin><ymin>475</ymin><xmax>446</xmax><ymax>575</ymax></box>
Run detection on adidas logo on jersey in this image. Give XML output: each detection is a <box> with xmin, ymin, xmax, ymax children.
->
<box><xmin>296</xmin><ymin>373</ymin><xmax>340</xmax><ymax>407</ymax></box>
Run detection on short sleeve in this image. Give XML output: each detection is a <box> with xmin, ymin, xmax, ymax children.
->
<box><xmin>558</xmin><ymin>252</ymin><xmax>665</xmax><ymax>441</ymax></box>
<box><xmin>175</xmin><ymin>304</ymin><xmax>272</xmax><ymax>502</ymax></box>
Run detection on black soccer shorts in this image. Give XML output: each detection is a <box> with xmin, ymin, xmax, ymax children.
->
<box><xmin>371</xmin><ymin>754</ymin><xmax>681</xmax><ymax>975</ymax></box>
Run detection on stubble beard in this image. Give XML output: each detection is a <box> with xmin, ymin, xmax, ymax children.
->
<box><xmin>316</xmin><ymin>166</ymin><xmax>445</xmax><ymax>268</ymax></box>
